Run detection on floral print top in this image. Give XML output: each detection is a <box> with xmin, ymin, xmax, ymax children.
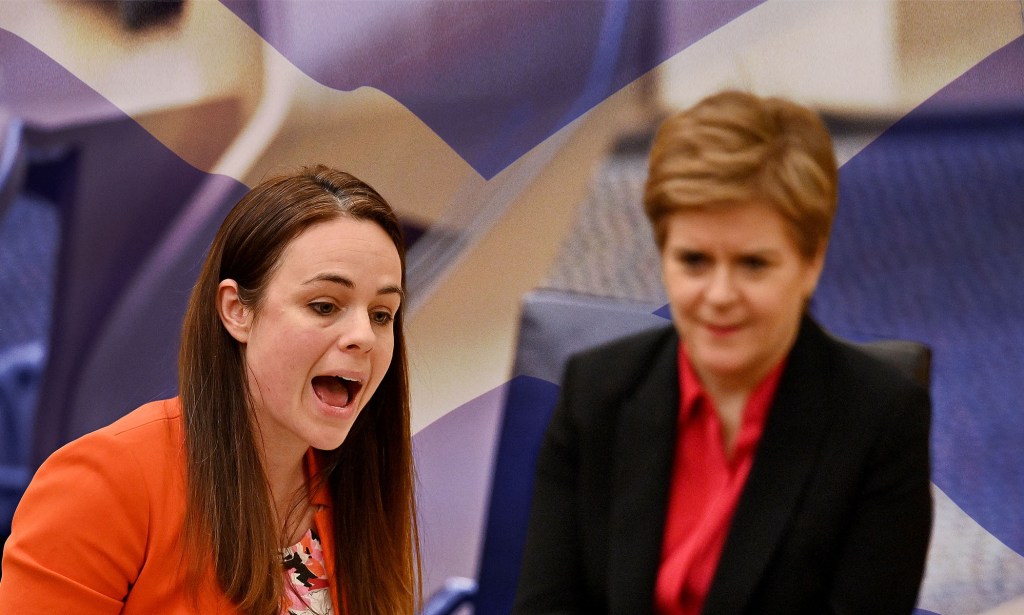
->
<box><xmin>282</xmin><ymin>528</ymin><xmax>333</xmax><ymax>615</ymax></box>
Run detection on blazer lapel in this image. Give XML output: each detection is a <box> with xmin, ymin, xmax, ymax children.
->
<box><xmin>702</xmin><ymin>317</ymin><xmax>834</xmax><ymax>614</ymax></box>
<box><xmin>607</xmin><ymin>331</ymin><xmax>680</xmax><ymax>615</ymax></box>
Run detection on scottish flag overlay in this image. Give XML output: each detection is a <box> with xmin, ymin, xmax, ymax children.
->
<box><xmin>0</xmin><ymin>2</ymin><xmax>1021</xmax><ymax>613</ymax></box>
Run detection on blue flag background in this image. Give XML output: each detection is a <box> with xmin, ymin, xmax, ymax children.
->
<box><xmin>0</xmin><ymin>2</ymin><xmax>1021</xmax><ymax>613</ymax></box>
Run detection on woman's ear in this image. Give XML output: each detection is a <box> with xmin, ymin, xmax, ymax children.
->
<box><xmin>217</xmin><ymin>279</ymin><xmax>251</xmax><ymax>343</ymax></box>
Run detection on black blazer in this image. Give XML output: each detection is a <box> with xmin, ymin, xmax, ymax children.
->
<box><xmin>514</xmin><ymin>316</ymin><xmax>932</xmax><ymax>615</ymax></box>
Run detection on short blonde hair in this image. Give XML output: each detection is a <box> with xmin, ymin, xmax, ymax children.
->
<box><xmin>643</xmin><ymin>90</ymin><xmax>838</xmax><ymax>258</ymax></box>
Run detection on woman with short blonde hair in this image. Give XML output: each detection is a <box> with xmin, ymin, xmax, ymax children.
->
<box><xmin>516</xmin><ymin>92</ymin><xmax>931</xmax><ymax>615</ymax></box>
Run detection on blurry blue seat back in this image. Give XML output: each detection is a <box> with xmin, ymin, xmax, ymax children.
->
<box><xmin>0</xmin><ymin>109</ymin><xmax>26</xmax><ymax>221</ymax></box>
<box><xmin>0</xmin><ymin>342</ymin><xmax>45</xmax><ymax>535</ymax></box>
<box><xmin>419</xmin><ymin>291</ymin><xmax>667</xmax><ymax>615</ymax></box>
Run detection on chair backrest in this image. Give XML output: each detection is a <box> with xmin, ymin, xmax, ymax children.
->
<box><xmin>17</xmin><ymin>115</ymin><xmax>248</xmax><ymax>469</ymax></box>
<box><xmin>471</xmin><ymin>290</ymin><xmax>666</xmax><ymax>614</ymax></box>
<box><xmin>0</xmin><ymin>108</ymin><xmax>35</xmax><ymax>538</ymax></box>
<box><xmin>0</xmin><ymin>343</ymin><xmax>45</xmax><ymax>536</ymax></box>
<box><xmin>471</xmin><ymin>288</ymin><xmax>932</xmax><ymax>615</ymax></box>
<box><xmin>0</xmin><ymin>108</ymin><xmax>27</xmax><ymax>222</ymax></box>
<box><xmin>850</xmin><ymin>338</ymin><xmax>931</xmax><ymax>389</ymax></box>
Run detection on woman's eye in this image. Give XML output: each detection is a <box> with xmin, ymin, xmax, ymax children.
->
<box><xmin>740</xmin><ymin>256</ymin><xmax>769</xmax><ymax>271</ymax></box>
<box><xmin>678</xmin><ymin>251</ymin><xmax>710</xmax><ymax>271</ymax></box>
<box><xmin>371</xmin><ymin>310</ymin><xmax>394</xmax><ymax>326</ymax></box>
<box><xmin>310</xmin><ymin>302</ymin><xmax>336</xmax><ymax>316</ymax></box>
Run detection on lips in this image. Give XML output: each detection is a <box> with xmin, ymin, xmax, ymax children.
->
<box><xmin>312</xmin><ymin>375</ymin><xmax>363</xmax><ymax>409</ymax></box>
<box><xmin>704</xmin><ymin>321</ymin><xmax>742</xmax><ymax>336</ymax></box>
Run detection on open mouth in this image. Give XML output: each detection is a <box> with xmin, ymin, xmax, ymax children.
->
<box><xmin>312</xmin><ymin>375</ymin><xmax>363</xmax><ymax>409</ymax></box>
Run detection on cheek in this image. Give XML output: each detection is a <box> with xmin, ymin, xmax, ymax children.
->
<box><xmin>755</xmin><ymin>287</ymin><xmax>807</xmax><ymax>330</ymax></box>
<box><xmin>664</xmin><ymin>277</ymin><xmax>699</xmax><ymax>310</ymax></box>
<box><xmin>377</xmin><ymin>335</ymin><xmax>396</xmax><ymax>369</ymax></box>
<box><xmin>660</xmin><ymin>259</ymin><xmax>687</xmax><ymax>294</ymax></box>
<box><xmin>370</xmin><ymin>336</ymin><xmax>396</xmax><ymax>380</ymax></box>
<box><xmin>249</xmin><ymin>321</ymin><xmax>321</xmax><ymax>375</ymax></box>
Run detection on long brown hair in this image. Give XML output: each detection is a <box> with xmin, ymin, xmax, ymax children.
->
<box><xmin>179</xmin><ymin>165</ymin><xmax>420</xmax><ymax>614</ymax></box>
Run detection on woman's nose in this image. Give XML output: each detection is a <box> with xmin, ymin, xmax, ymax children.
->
<box><xmin>705</xmin><ymin>266</ymin><xmax>738</xmax><ymax>304</ymax></box>
<box><xmin>338</xmin><ymin>312</ymin><xmax>375</xmax><ymax>352</ymax></box>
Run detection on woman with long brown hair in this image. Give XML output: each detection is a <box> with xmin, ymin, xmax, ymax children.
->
<box><xmin>0</xmin><ymin>165</ymin><xmax>421</xmax><ymax>614</ymax></box>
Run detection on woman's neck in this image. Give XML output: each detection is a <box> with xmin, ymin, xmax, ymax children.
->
<box><xmin>704</xmin><ymin>386</ymin><xmax>750</xmax><ymax>457</ymax></box>
<box><xmin>696</xmin><ymin>368</ymin><xmax>765</xmax><ymax>457</ymax></box>
<box><xmin>260</xmin><ymin>442</ymin><xmax>312</xmax><ymax>546</ymax></box>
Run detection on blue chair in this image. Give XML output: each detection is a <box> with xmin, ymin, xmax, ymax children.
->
<box><xmin>0</xmin><ymin>108</ymin><xmax>35</xmax><ymax>542</ymax></box>
<box><xmin>0</xmin><ymin>109</ymin><xmax>26</xmax><ymax>221</ymax></box>
<box><xmin>0</xmin><ymin>47</ymin><xmax>249</xmax><ymax>537</ymax></box>
<box><xmin>0</xmin><ymin>343</ymin><xmax>45</xmax><ymax>537</ymax></box>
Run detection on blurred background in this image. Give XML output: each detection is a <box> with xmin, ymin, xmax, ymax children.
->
<box><xmin>0</xmin><ymin>2</ymin><xmax>1021</xmax><ymax>614</ymax></box>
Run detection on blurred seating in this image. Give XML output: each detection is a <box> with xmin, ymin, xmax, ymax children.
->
<box><xmin>0</xmin><ymin>343</ymin><xmax>45</xmax><ymax>537</ymax></box>
<box><xmin>0</xmin><ymin>109</ymin><xmax>26</xmax><ymax>221</ymax></box>
<box><xmin>0</xmin><ymin>31</ymin><xmax>253</xmax><ymax>539</ymax></box>
<box><xmin>0</xmin><ymin>152</ymin><xmax>58</xmax><ymax>545</ymax></box>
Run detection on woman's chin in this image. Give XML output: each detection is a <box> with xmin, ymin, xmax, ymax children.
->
<box><xmin>307</xmin><ymin>425</ymin><xmax>355</xmax><ymax>452</ymax></box>
<box><xmin>692</xmin><ymin>352</ymin><xmax>757</xmax><ymax>383</ymax></box>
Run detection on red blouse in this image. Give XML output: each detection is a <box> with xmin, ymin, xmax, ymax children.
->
<box><xmin>653</xmin><ymin>345</ymin><xmax>785</xmax><ymax>615</ymax></box>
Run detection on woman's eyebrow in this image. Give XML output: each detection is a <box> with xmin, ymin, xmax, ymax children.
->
<box><xmin>302</xmin><ymin>273</ymin><xmax>353</xmax><ymax>288</ymax></box>
<box><xmin>303</xmin><ymin>273</ymin><xmax>405</xmax><ymax>302</ymax></box>
<box><xmin>378</xmin><ymin>285</ymin><xmax>405</xmax><ymax>301</ymax></box>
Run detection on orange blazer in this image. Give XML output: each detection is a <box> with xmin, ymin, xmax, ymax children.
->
<box><xmin>0</xmin><ymin>398</ymin><xmax>341</xmax><ymax>614</ymax></box>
